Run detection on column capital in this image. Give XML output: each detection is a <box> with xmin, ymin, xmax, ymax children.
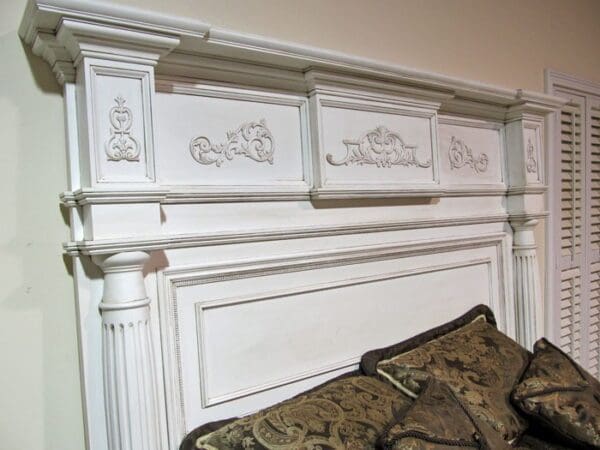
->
<box><xmin>56</xmin><ymin>18</ymin><xmax>180</xmax><ymax>68</ymax></box>
<box><xmin>92</xmin><ymin>251</ymin><xmax>150</xmax><ymax>309</ymax></box>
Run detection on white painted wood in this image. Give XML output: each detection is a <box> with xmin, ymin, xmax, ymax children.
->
<box><xmin>437</xmin><ymin>116</ymin><xmax>505</xmax><ymax>187</ymax></box>
<box><xmin>154</xmin><ymin>79</ymin><xmax>310</xmax><ymax>193</ymax></box>
<box><xmin>546</xmin><ymin>70</ymin><xmax>600</xmax><ymax>376</ymax></box>
<box><xmin>309</xmin><ymin>90</ymin><xmax>441</xmax><ymax>198</ymax></box>
<box><xmin>511</xmin><ymin>219</ymin><xmax>544</xmax><ymax>348</ymax></box>
<box><xmin>93</xmin><ymin>251</ymin><xmax>164</xmax><ymax>450</ymax></box>
<box><xmin>17</xmin><ymin>2</ymin><xmax>567</xmax><ymax>449</ymax></box>
<box><xmin>159</xmin><ymin>232</ymin><xmax>511</xmax><ymax>445</ymax></box>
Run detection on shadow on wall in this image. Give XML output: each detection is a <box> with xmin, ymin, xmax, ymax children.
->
<box><xmin>0</xmin><ymin>17</ymin><xmax>85</xmax><ymax>450</ymax></box>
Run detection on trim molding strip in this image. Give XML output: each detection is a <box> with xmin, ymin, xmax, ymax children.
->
<box><xmin>64</xmin><ymin>213</ymin><xmax>511</xmax><ymax>255</ymax></box>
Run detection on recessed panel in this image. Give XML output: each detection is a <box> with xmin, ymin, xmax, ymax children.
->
<box><xmin>523</xmin><ymin>123</ymin><xmax>543</xmax><ymax>184</ymax></box>
<box><xmin>311</xmin><ymin>95</ymin><xmax>440</xmax><ymax>198</ymax></box>
<box><xmin>438</xmin><ymin>120</ymin><xmax>504</xmax><ymax>185</ymax></box>
<box><xmin>168</xmin><ymin>237</ymin><xmax>507</xmax><ymax>429</ymax></box>
<box><xmin>91</xmin><ymin>66</ymin><xmax>155</xmax><ymax>184</ymax></box>
<box><xmin>198</xmin><ymin>261</ymin><xmax>490</xmax><ymax>404</ymax></box>
<box><xmin>154</xmin><ymin>84</ymin><xmax>309</xmax><ymax>190</ymax></box>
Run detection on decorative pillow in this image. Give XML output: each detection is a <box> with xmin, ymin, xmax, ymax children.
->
<box><xmin>190</xmin><ymin>375</ymin><xmax>412</xmax><ymax>450</ymax></box>
<box><xmin>371</xmin><ymin>306</ymin><xmax>530</xmax><ymax>444</ymax></box>
<box><xmin>512</xmin><ymin>338</ymin><xmax>600</xmax><ymax>449</ymax></box>
<box><xmin>378</xmin><ymin>377</ymin><xmax>511</xmax><ymax>450</ymax></box>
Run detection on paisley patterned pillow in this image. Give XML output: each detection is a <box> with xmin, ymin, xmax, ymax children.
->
<box><xmin>190</xmin><ymin>376</ymin><xmax>412</xmax><ymax>450</ymax></box>
<box><xmin>375</xmin><ymin>314</ymin><xmax>530</xmax><ymax>444</ymax></box>
<box><xmin>512</xmin><ymin>338</ymin><xmax>600</xmax><ymax>449</ymax></box>
<box><xmin>379</xmin><ymin>377</ymin><xmax>515</xmax><ymax>449</ymax></box>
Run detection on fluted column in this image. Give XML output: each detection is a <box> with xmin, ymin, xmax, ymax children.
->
<box><xmin>510</xmin><ymin>219</ymin><xmax>543</xmax><ymax>349</ymax></box>
<box><xmin>92</xmin><ymin>251</ymin><xmax>161</xmax><ymax>450</ymax></box>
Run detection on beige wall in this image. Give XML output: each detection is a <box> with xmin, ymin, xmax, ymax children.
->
<box><xmin>0</xmin><ymin>0</ymin><xmax>84</xmax><ymax>449</ymax></box>
<box><xmin>118</xmin><ymin>0</ymin><xmax>600</xmax><ymax>91</ymax></box>
<box><xmin>1</xmin><ymin>1</ymin><xmax>598</xmax><ymax>448</ymax></box>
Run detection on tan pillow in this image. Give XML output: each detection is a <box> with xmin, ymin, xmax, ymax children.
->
<box><xmin>376</xmin><ymin>316</ymin><xmax>529</xmax><ymax>444</ymax></box>
<box><xmin>512</xmin><ymin>338</ymin><xmax>600</xmax><ymax>449</ymax></box>
<box><xmin>193</xmin><ymin>375</ymin><xmax>411</xmax><ymax>450</ymax></box>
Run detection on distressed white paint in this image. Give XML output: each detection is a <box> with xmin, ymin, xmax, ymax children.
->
<box><xmin>18</xmin><ymin>1</ymin><xmax>566</xmax><ymax>449</ymax></box>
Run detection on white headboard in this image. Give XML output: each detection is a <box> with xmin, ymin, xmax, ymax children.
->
<box><xmin>20</xmin><ymin>1</ymin><xmax>565</xmax><ymax>449</ymax></box>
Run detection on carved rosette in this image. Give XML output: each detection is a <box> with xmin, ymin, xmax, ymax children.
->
<box><xmin>448</xmin><ymin>136</ymin><xmax>489</xmax><ymax>173</ymax></box>
<box><xmin>526</xmin><ymin>139</ymin><xmax>538</xmax><ymax>173</ymax></box>
<box><xmin>93</xmin><ymin>252</ymin><xmax>162</xmax><ymax>450</ymax></box>
<box><xmin>327</xmin><ymin>126</ymin><xmax>431</xmax><ymax>168</ymax></box>
<box><xmin>190</xmin><ymin>119</ymin><xmax>275</xmax><ymax>167</ymax></box>
<box><xmin>105</xmin><ymin>96</ymin><xmax>141</xmax><ymax>162</ymax></box>
<box><xmin>510</xmin><ymin>219</ymin><xmax>543</xmax><ymax>349</ymax></box>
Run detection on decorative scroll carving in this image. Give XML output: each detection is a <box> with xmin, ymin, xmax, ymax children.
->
<box><xmin>448</xmin><ymin>136</ymin><xmax>488</xmax><ymax>174</ymax></box>
<box><xmin>526</xmin><ymin>138</ymin><xmax>538</xmax><ymax>173</ymax></box>
<box><xmin>190</xmin><ymin>119</ymin><xmax>274</xmax><ymax>167</ymax></box>
<box><xmin>326</xmin><ymin>126</ymin><xmax>431</xmax><ymax>168</ymax></box>
<box><xmin>105</xmin><ymin>96</ymin><xmax>141</xmax><ymax>162</ymax></box>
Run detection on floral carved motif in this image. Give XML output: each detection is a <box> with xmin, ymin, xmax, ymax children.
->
<box><xmin>448</xmin><ymin>136</ymin><xmax>489</xmax><ymax>174</ymax></box>
<box><xmin>326</xmin><ymin>126</ymin><xmax>431</xmax><ymax>168</ymax></box>
<box><xmin>190</xmin><ymin>119</ymin><xmax>274</xmax><ymax>167</ymax></box>
<box><xmin>526</xmin><ymin>138</ymin><xmax>538</xmax><ymax>173</ymax></box>
<box><xmin>105</xmin><ymin>96</ymin><xmax>141</xmax><ymax>162</ymax></box>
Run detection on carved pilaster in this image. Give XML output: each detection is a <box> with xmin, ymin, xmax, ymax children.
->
<box><xmin>510</xmin><ymin>219</ymin><xmax>543</xmax><ymax>349</ymax></box>
<box><xmin>93</xmin><ymin>251</ymin><xmax>162</xmax><ymax>450</ymax></box>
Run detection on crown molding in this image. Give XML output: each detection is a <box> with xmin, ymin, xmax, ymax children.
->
<box><xmin>19</xmin><ymin>0</ymin><xmax>210</xmax><ymax>45</ymax></box>
<box><xmin>19</xmin><ymin>0</ymin><xmax>566</xmax><ymax>114</ymax></box>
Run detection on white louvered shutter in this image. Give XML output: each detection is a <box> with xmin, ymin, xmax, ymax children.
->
<box><xmin>550</xmin><ymin>74</ymin><xmax>600</xmax><ymax>378</ymax></box>
<box><xmin>587</xmin><ymin>100</ymin><xmax>600</xmax><ymax>376</ymax></box>
<box><xmin>559</xmin><ymin>99</ymin><xmax>585</xmax><ymax>363</ymax></box>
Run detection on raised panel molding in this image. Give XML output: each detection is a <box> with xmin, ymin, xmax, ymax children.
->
<box><xmin>310</xmin><ymin>94</ymin><xmax>441</xmax><ymax>199</ymax></box>
<box><xmin>195</xmin><ymin>257</ymin><xmax>493</xmax><ymax>407</ymax></box>
<box><xmin>86</xmin><ymin>62</ymin><xmax>158</xmax><ymax>185</ymax></box>
<box><xmin>158</xmin><ymin>232</ymin><xmax>512</xmax><ymax>446</ymax></box>
<box><xmin>154</xmin><ymin>79</ymin><xmax>311</xmax><ymax>194</ymax></box>
<box><xmin>526</xmin><ymin>138</ymin><xmax>538</xmax><ymax>174</ymax></box>
<box><xmin>523</xmin><ymin>120</ymin><xmax>543</xmax><ymax>183</ymax></box>
<box><xmin>437</xmin><ymin>116</ymin><xmax>505</xmax><ymax>189</ymax></box>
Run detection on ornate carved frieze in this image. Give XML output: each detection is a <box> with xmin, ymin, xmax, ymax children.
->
<box><xmin>190</xmin><ymin>119</ymin><xmax>275</xmax><ymax>167</ymax></box>
<box><xmin>526</xmin><ymin>138</ymin><xmax>538</xmax><ymax>173</ymax></box>
<box><xmin>105</xmin><ymin>96</ymin><xmax>141</xmax><ymax>162</ymax></box>
<box><xmin>448</xmin><ymin>136</ymin><xmax>488</xmax><ymax>174</ymax></box>
<box><xmin>326</xmin><ymin>126</ymin><xmax>431</xmax><ymax>168</ymax></box>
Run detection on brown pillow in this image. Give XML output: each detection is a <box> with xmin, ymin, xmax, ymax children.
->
<box><xmin>374</xmin><ymin>311</ymin><xmax>529</xmax><ymax>444</ymax></box>
<box><xmin>192</xmin><ymin>375</ymin><xmax>412</xmax><ymax>450</ymax></box>
<box><xmin>512</xmin><ymin>338</ymin><xmax>600</xmax><ymax>449</ymax></box>
<box><xmin>378</xmin><ymin>377</ymin><xmax>511</xmax><ymax>450</ymax></box>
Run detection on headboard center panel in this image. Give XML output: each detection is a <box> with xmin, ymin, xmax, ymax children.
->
<box><xmin>159</xmin><ymin>231</ymin><xmax>510</xmax><ymax>438</ymax></box>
